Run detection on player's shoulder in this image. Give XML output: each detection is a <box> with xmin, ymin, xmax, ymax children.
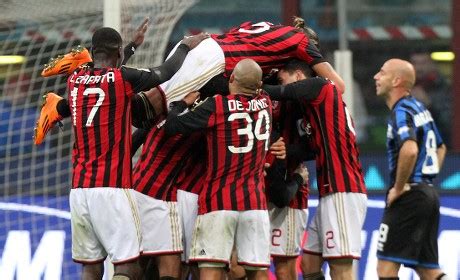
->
<box><xmin>120</xmin><ymin>65</ymin><xmax>151</xmax><ymax>73</ymax></box>
<box><xmin>392</xmin><ymin>96</ymin><xmax>420</xmax><ymax>114</ymax></box>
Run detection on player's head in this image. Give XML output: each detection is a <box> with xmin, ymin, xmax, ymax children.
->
<box><xmin>91</xmin><ymin>27</ymin><xmax>123</xmax><ymax>67</ymax></box>
<box><xmin>374</xmin><ymin>58</ymin><xmax>416</xmax><ymax>97</ymax></box>
<box><xmin>278</xmin><ymin>59</ymin><xmax>313</xmax><ymax>85</ymax></box>
<box><xmin>229</xmin><ymin>59</ymin><xmax>263</xmax><ymax>96</ymax></box>
<box><xmin>293</xmin><ymin>16</ymin><xmax>320</xmax><ymax>50</ymax></box>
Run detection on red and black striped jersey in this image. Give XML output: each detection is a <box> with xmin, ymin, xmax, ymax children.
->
<box><xmin>132</xmin><ymin>118</ymin><xmax>202</xmax><ymax>201</ymax></box>
<box><xmin>173</xmin><ymin>141</ymin><xmax>206</xmax><ymax>195</ymax></box>
<box><xmin>67</xmin><ymin>63</ymin><xmax>180</xmax><ymax>188</ymax></box>
<box><xmin>164</xmin><ymin>93</ymin><xmax>273</xmax><ymax>214</ymax></box>
<box><xmin>265</xmin><ymin>78</ymin><xmax>367</xmax><ymax>197</ymax></box>
<box><xmin>68</xmin><ymin>68</ymin><xmax>134</xmax><ymax>189</ymax></box>
<box><xmin>211</xmin><ymin>21</ymin><xmax>324</xmax><ymax>76</ymax></box>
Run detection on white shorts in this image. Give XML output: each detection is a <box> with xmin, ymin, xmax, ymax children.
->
<box><xmin>190</xmin><ymin>210</ymin><xmax>270</xmax><ymax>268</ymax></box>
<box><xmin>134</xmin><ymin>191</ymin><xmax>182</xmax><ymax>255</ymax></box>
<box><xmin>303</xmin><ymin>192</ymin><xmax>367</xmax><ymax>259</ymax></box>
<box><xmin>160</xmin><ymin>38</ymin><xmax>225</xmax><ymax>109</ymax></box>
<box><xmin>269</xmin><ymin>204</ymin><xmax>308</xmax><ymax>257</ymax></box>
<box><xmin>177</xmin><ymin>190</ymin><xmax>199</xmax><ymax>263</ymax></box>
<box><xmin>70</xmin><ymin>188</ymin><xmax>142</xmax><ymax>264</ymax></box>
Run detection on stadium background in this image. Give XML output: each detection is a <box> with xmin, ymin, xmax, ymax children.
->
<box><xmin>0</xmin><ymin>0</ymin><xmax>458</xmax><ymax>279</ymax></box>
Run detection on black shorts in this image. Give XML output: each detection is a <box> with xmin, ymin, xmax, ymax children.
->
<box><xmin>376</xmin><ymin>183</ymin><xmax>440</xmax><ymax>269</ymax></box>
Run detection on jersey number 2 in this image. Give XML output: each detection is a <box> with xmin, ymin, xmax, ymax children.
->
<box><xmin>70</xmin><ymin>87</ymin><xmax>105</xmax><ymax>127</ymax></box>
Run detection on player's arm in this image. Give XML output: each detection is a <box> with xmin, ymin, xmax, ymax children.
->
<box><xmin>287</xmin><ymin>141</ymin><xmax>315</xmax><ymax>162</ymax></box>
<box><xmin>263</xmin><ymin>77</ymin><xmax>326</xmax><ymax>102</ymax></box>
<box><xmin>121</xmin><ymin>17</ymin><xmax>150</xmax><ymax>65</ymax></box>
<box><xmin>123</xmin><ymin>33</ymin><xmax>209</xmax><ymax>93</ymax></box>
<box><xmin>437</xmin><ymin>144</ymin><xmax>447</xmax><ymax>171</ymax></box>
<box><xmin>164</xmin><ymin>93</ymin><xmax>215</xmax><ymax>136</ymax></box>
<box><xmin>432</xmin><ymin>122</ymin><xmax>446</xmax><ymax>171</ymax></box>
<box><xmin>266</xmin><ymin>160</ymin><xmax>307</xmax><ymax>208</ymax></box>
<box><xmin>297</xmin><ymin>36</ymin><xmax>345</xmax><ymax>93</ymax></box>
<box><xmin>312</xmin><ymin>62</ymin><xmax>345</xmax><ymax>94</ymax></box>
<box><xmin>387</xmin><ymin>109</ymin><xmax>418</xmax><ymax>205</ymax></box>
<box><xmin>393</xmin><ymin>140</ymin><xmax>418</xmax><ymax>191</ymax></box>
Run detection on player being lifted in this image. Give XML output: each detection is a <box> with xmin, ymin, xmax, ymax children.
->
<box><xmin>33</xmin><ymin>17</ymin><xmax>343</xmax><ymax>144</ymax></box>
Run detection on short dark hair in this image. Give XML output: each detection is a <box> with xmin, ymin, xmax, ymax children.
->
<box><xmin>282</xmin><ymin>59</ymin><xmax>313</xmax><ymax>78</ymax></box>
<box><xmin>91</xmin><ymin>27</ymin><xmax>122</xmax><ymax>55</ymax></box>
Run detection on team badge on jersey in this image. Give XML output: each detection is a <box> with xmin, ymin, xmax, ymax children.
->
<box><xmin>297</xmin><ymin>118</ymin><xmax>311</xmax><ymax>136</ymax></box>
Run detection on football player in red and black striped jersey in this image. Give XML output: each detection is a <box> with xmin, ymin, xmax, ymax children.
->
<box><xmin>66</xmin><ymin>27</ymin><xmax>207</xmax><ymax>279</ymax></box>
<box><xmin>264</xmin><ymin>59</ymin><xmax>367</xmax><ymax>280</ymax></box>
<box><xmin>164</xmin><ymin>59</ymin><xmax>272</xmax><ymax>280</ymax></box>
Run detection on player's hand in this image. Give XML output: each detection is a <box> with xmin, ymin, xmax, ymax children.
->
<box><xmin>183</xmin><ymin>91</ymin><xmax>200</xmax><ymax>106</ymax></box>
<box><xmin>269</xmin><ymin>137</ymin><xmax>286</xmax><ymax>159</ymax></box>
<box><xmin>263</xmin><ymin>162</ymin><xmax>271</xmax><ymax>177</ymax></box>
<box><xmin>294</xmin><ymin>164</ymin><xmax>309</xmax><ymax>185</ymax></box>
<box><xmin>386</xmin><ymin>184</ymin><xmax>410</xmax><ymax>207</ymax></box>
<box><xmin>132</xmin><ymin>17</ymin><xmax>149</xmax><ymax>47</ymax></box>
<box><xmin>181</xmin><ymin>33</ymin><xmax>210</xmax><ymax>49</ymax></box>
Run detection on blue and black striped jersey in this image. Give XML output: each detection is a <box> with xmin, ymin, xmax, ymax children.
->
<box><xmin>386</xmin><ymin>96</ymin><xmax>444</xmax><ymax>185</ymax></box>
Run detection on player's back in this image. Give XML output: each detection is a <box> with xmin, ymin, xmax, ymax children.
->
<box><xmin>304</xmin><ymin>79</ymin><xmax>366</xmax><ymax>196</ymax></box>
<box><xmin>200</xmin><ymin>93</ymin><xmax>272</xmax><ymax>214</ymax></box>
<box><xmin>67</xmin><ymin>67</ymin><xmax>133</xmax><ymax>189</ymax></box>
<box><xmin>388</xmin><ymin>96</ymin><xmax>443</xmax><ymax>184</ymax></box>
<box><xmin>132</xmin><ymin>119</ymin><xmax>202</xmax><ymax>201</ymax></box>
<box><xmin>211</xmin><ymin>21</ymin><xmax>320</xmax><ymax>75</ymax></box>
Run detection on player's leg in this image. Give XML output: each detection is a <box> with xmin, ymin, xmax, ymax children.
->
<box><xmin>157</xmin><ymin>254</ymin><xmax>182</xmax><ymax>279</ymax></box>
<box><xmin>328</xmin><ymin>258</ymin><xmax>354</xmax><ymax>280</ymax></box>
<box><xmin>301</xmin><ymin>254</ymin><xmax>324</xmax><ymax>280</ymax></box>
<box><xmin>87</xmin><ymin>188</ymin><xmax>142</xmax><ymax>278</ymax></box>
<box><xmin>70</xmin><ymin>189</ymin><xmax>109</xmax><ymax>277</ymax></box>
<box><xmin>245</xmin><ymin>268</ymin><xmax>269</xmax><ymax>280</ymax></box>
<box><xmin>199</xmin><ymin>266</ymin><xmax>225</xmax><ymax>280</ymax></box>
<box><xmin>82</xmin><ymin>263</ymin><xmax>104</xmax><ymax>279</ymax></box>
<box><xmin>414</xmin><ymin>186</ymin><xmax>450</xmax><ymax>280</ymax></box>
<box><xmin>301</xmin><ymin>204</ymin><xmax>324</xmax><ymax>279</ymax></box>
<box><xmin>189</xmin><ymin>211</ymin><xmax>238</xmax><ymax>280</ymax></box>
<box><xmin>323</xmin><ymin>193</ymin><xmax>367</xmax><ymax>280</ymax></box>
<box><xmin>273</xmin><ymin>206</ymin><xmax>308</xmax><ymax>280</ymax></box>
<box><xmin>235</xmin><ymin>210</ymin><xmax>271</xmax><ymax>280</ymax></box>
<box><xmin>377</xmin><ymin>184</ymin><xmax>436</xmax><ymax>279</ymax></box>
<box><xmin>273</xmin><ymin>257</ymin><xmax>295</xmax><ymax>280</ymax></box>
<box><xmin>133</xmin><ymin>192</ymin><xmax>183</xmax><ymax>278</ymax></box>
<box><xmin>113</xmin><ymin>260</ymin><xmax>142</xmax><ymax>280</ymax></box>
<box><xmin>228</xmin><ymin>248</ymin><xmax>246</xmax><ymax>280</ymax></box>
<box><xmin>177</xmin><ymin>190</ymin><xmax>200</xmax><ymax>280</ymax></box>
<box><xmin>376</xmin><ymin>259</ymin><xmax>401</xmax><ymax>278</ymax></box>
<box><xmin>415</xmin><ymin>268</ymin><xmax>451</xmax><ymax>280</ymax></box>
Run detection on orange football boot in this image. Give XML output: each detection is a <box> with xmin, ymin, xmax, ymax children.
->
<box><xmin>41</xmin><ymin>45</ymin><xmax>92</xmax><ymax>77</ymax></box>
<box><xmin>34</xmin><ymin>92</ymin><xmax>64</xmax><ymax>145</ymax></box>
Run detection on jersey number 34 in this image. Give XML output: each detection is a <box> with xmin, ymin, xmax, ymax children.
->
<box><xmin>227</xmin><ymin>109</ymin><xmax>270</xmax><ymax>154</ymax></box>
